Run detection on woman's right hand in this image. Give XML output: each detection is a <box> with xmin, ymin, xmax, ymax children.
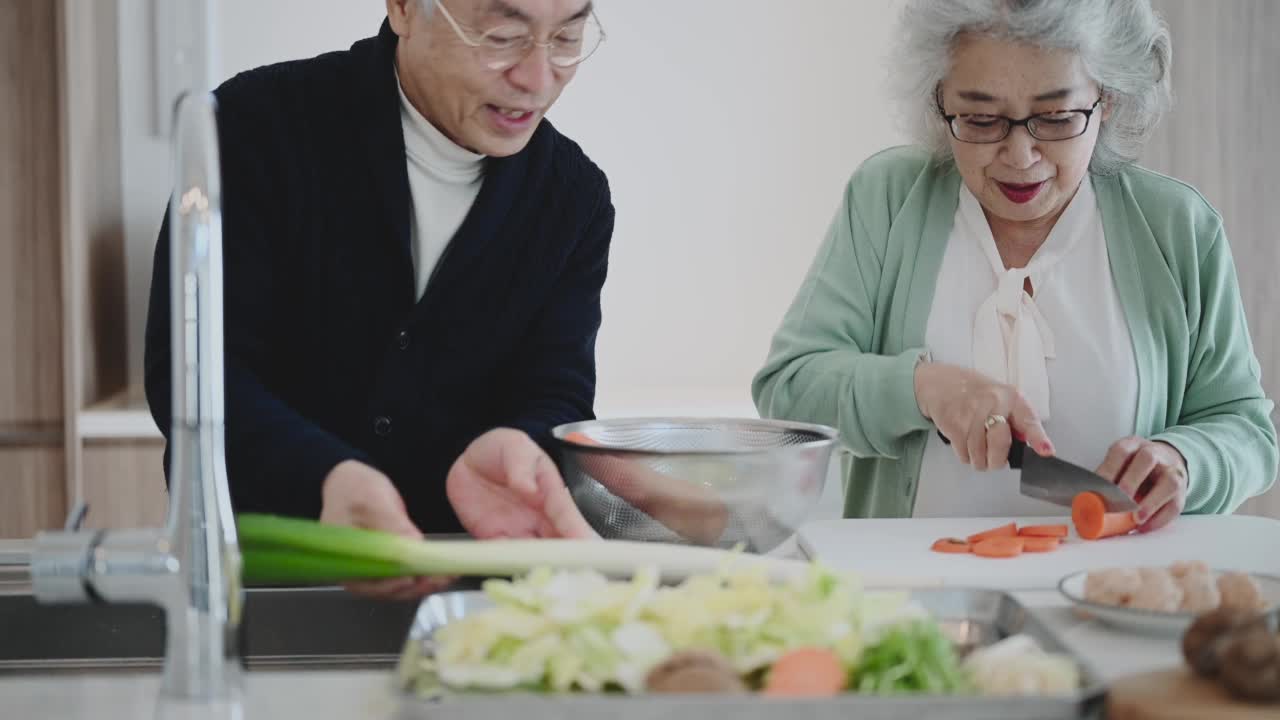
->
<box><xmin>913</xmin><ymin>362</ymin><xmax>1055</xmax><ymax>470</ymax></box>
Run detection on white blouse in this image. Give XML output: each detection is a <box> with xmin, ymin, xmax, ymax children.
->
<box><xmin>913</xmin><ymin>178</ymin><xmax>1139</xmax><ymax>518</ymax></box>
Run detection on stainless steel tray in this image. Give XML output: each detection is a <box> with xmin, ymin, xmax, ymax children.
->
<box><xmin>391</xmin><ymin>587</ymin><xmax>1107</xmax><ymax>720</ymax></box>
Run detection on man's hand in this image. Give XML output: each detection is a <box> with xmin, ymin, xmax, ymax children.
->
<box><xmin>447</xmin><ymin>428</ymin><xmax>599</xmax><ymax>540</ymax></box>
<box><xmin>319</xmin><ymin>430</ymin><xmax>596</xmax><ymax>600</ymax></box>
<box><xmin>319</xmin><ymin>460</ymin><xmax>453</xmax><ymax>599</ymax></box>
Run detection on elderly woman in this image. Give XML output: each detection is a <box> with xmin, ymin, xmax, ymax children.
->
<box><xmin>753</xmin><ymin>0</ymin><xmax>1276</xmax><ymax>531</ymax></box>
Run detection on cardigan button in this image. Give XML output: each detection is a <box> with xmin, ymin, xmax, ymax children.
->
<box><xmin>396</xmin><ymin>330</ymin><xmax>411</xmax><ymax>350</ymax></box>
<box><xmin>373</xmin><ymin>416</ymin><xmax>393</xmax><ymax>437</ymax></box>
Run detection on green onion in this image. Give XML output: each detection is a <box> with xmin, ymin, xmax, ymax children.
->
<box><xmin>241</xmin><ymin>549</ymin><xmax>406</xmax><ymax>585</ymax></box>
<box><xmin>235</xmin><ymin>513</ymin><xmax>814</xmax><ymax>586</ymax></box>
<box><xmin>237</xmin><ymin>514</ymin><xmax>454</xmax><ymax>585</ymax></box>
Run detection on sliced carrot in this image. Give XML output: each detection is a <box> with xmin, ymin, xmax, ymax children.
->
<box><xmin>763</xmin><ymin>647</ymin><xmax>847</xmax><ymax>697</ymax></box>
<box><xmin>1018</xmin><ymin>524</ymin><xmax>1069</xmax><ymax>538</ymax></box>
<box><xmin>564</xmin><ymin>431</ymin><xmax>600</xmax><ymax>446</ymax></box>
<box><xmin>1021</xmin><ymin>536</ymin><xmax>1060</xmax><ymax>553</ymax></box>
<box><xmin>931</xmin><ymin>537</ymin><xmax>972</xmax><ymax>554</ymax></box>
<box><xmin>966</xmin><ymin>522</ymin><xmax>1018</xmax><ymax>545</ymax></box>
<box><xmin>1071</xmin><ymin>491</ymin><xmax>1138</xmax><ymax>540</ymax></box>
<box><xmin>972</xmin><ymin>536</ymin><xmax>1025</xmax><ymax>558</ymax></box>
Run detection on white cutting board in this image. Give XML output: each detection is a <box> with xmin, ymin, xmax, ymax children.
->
<box><xmin>796</xmin><ymin>515</ymin><xmax>1280</xmax><ymax>591</ymax></box>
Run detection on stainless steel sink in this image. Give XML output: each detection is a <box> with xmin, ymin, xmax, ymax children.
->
<box><xmin>0</xmin><ymin>552</ymin><xmax>481</xmax><ymax>675</ymax></box>
<box><xmin>0</xmin><ymin>588</ymin><xmax>417</xmax><ymax>674</ymax></box>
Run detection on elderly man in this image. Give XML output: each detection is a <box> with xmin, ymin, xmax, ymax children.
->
<box><xmin>144</xmin><ymin>0</ymin><xmax>611</xmax><ymax>593</ymax></box>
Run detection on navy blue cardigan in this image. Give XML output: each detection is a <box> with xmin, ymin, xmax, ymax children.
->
<box><xmin>144</xmin><ymin>21</ymin><xmax>614</xmax><ymax>533</ymax></box>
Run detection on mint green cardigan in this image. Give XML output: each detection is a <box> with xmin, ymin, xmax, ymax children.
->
<box><xmin>753</xmin><ymin>146</ymin><xmax>1277</xmax><ymax>518</ymax></box>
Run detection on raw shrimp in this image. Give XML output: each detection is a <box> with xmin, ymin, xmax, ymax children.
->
<box><xmin>1217</xmin><ymin>572</ymin><xmax>1267</xmax><ymax>612</ymax></box>
<box><xmin>1084</xmin><ymin>568</ymin><xmax>1143</xmax><ymax>607</ymax></box>
<box><xmin>1175</xmin><ymin>570</ymin><xmax>1221</xmax><ymax>613</ymax></box>
<box><xmin>1127</xmin><ymin>568</ymin><xmax>1183</xmax><ymax>612</ymax></box>
<box><xmin>1169</xmin><ymin>561</ymin><xmax>1210</xmax><ymax>580</ymax></box>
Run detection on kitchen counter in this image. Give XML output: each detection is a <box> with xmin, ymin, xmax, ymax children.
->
<box><xmin>0</xmin><ymin>670</ymin><xmax>399</xmax><ymax>720</ymax></box>
<box><xmin>3</xmin><ymin>515</ymin><xmax>1275</xmax><ymax>719</ymax></box>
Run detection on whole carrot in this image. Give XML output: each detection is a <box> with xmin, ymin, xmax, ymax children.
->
<box><xmin>1071</xmin><ymin>492</ymin><xmax>1137</xmax><ymax>540</ymax></box>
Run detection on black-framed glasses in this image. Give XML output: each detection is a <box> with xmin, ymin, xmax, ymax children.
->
<box><xmin>435</xmin><ymin>0</ymin><xmax>606</xmax><ymax>72</ymax></box>
<box><xmin>939</xmin><ymin>98</ymin><xmax>1104</xmax><ymax>143</ymax></box>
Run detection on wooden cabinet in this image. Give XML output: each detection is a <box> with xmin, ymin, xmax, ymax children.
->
<box><xmin>0</xmin><ymin>447</ymin><xmax>66</xmax><ymax>539</ymax></box>
<box><xmin>0</xmin><ymin>0</ymin><xmax>63</xmax><ymax>428</ymax></box>
<box><xmin>0</xmin><ymin>0</ymin><xmax>148</xmax><ymax>537</ymax></box>
<box><xmin>0</xmin><ymin>0</ymin><xmax>67</xmax><ymax>537</ymax></box>
<box><xmin>81</xmin><ymin>440</ymin><xmax>167</xmax><ymax>530</ymax></box>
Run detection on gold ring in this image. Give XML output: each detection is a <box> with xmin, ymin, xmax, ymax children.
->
<box><xmin>984</xmin><ymin>414</ymin><xmax>1008</xmax><ymax>431</ymax></box>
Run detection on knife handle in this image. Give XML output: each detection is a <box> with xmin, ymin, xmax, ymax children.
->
<box><xmin>935</xmin><ymin>430</ymin><xmax>1028</xmax><ymax>469</ymax></box>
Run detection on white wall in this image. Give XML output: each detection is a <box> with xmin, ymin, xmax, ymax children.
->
<box><xmin>548</xmin><ymin>2</ymin><xmax>908</xmax><ymax>416</ymax></box>
<box><xmin>118</xmin><ymin>0</ymin><xmax>908</xmax><ymax>419</ymax></box>
<box><xmin>116</xmin><ymin>0</ymin><xmax>390</xmax><ymax>392</ymax></box>
<box><xmin>117</xmin><ymin>0</ymin><xmax>169</xmax><ymax>384</ymax></box>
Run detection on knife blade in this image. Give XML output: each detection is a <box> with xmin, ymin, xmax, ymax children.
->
<box><xmin>936</xmin><ymin>431</ymin><xmax>1138</xmax><ymax>513</ymax></box>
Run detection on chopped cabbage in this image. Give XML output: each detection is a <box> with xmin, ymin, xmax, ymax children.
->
<box><xmin>428</xmin><ymin>563</ymin><xmax>910</xmax><ymax>694</ymax></box>
<box><xmin>961</xmin><ymin>634</ymin><xmax>1081</xmax><ymax>696</ymax></box>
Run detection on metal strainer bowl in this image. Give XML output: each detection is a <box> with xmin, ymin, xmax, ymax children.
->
<box><xmin>552</xmin><ymin>417</ymin><xmax>839</xmax><ymax>554</ymax></box>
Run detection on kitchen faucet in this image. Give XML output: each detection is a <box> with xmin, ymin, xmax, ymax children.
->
<box><xmin>30</xmin><ymin>90</ymin><xmax>243</xmax><ymax>703</ymax></box>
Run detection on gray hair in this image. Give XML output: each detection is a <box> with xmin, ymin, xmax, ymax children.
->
<box><xmin>889</xmin><ymin>0</ymin><xmax>1173</xmax><ymax>175</ymax></box>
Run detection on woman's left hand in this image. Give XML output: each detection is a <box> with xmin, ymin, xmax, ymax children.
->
<box><xmin>1095</xmin><ymin>437</ymin><xmax>1188</xmax><ymax>532</ymax></box>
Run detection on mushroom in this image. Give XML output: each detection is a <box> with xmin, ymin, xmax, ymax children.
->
<box><xmin>645</xmin><ymin>649</ymin><xmax>746</xmax><ymax>694</ymax></box>
<box><xmin>1219</xmin><ymin>623</ymin><xmax>1280</xmax><ymax>703</ymax></box>
<box><xmin>1181</xmin><ymin>606</ymin><xmax>1259</xmax><ymax>677</ymax></box>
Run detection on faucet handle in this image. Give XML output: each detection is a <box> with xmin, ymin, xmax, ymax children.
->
<box><xmin>64</xmin><ymin>501</ymin><xmax>90</xmax><ymax>531</ymax></box>
<box><xmin>32</xmin><ymin>502</ymin><xmax>97</xmax><ymax>604</ymax></box>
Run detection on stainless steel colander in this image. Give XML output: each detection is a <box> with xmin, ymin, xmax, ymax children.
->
<box><xmin>552</xmin><ymin>418</ymin><xmax>839</xmax><ymax>553</ymax></box>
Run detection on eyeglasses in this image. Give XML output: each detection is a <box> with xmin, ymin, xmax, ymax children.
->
<box><xmin>939</xmin><ymin>98</ymin><xmax>1104</xmax><ymax>143</ymax></box>
<box><xmin>434</xmin><ymin>0</ymin><xmax>606</xmax><ymax>72</ymax></box>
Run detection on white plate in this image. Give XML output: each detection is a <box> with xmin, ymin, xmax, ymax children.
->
<box><xmin>1057</xmin><ymin>568</ymin><xmax>1280</xmax><ymax>636</ymax></box>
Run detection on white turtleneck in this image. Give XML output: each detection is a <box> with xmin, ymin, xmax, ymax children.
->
<box><xmin>396</xmin><ymin>71</ymin><xmax>486</xmax><ymax>300</ymax></box>
<box><xmin>913</xmin><ymin>178</ymin><xmax>1139</xmax><ymax>518</ymax></box>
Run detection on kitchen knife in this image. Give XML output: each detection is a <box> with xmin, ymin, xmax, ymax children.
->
<box><xmin>936</xmin><ymin>431</ymin><xmax>1138</xmax><ymax>512</ymax></box>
